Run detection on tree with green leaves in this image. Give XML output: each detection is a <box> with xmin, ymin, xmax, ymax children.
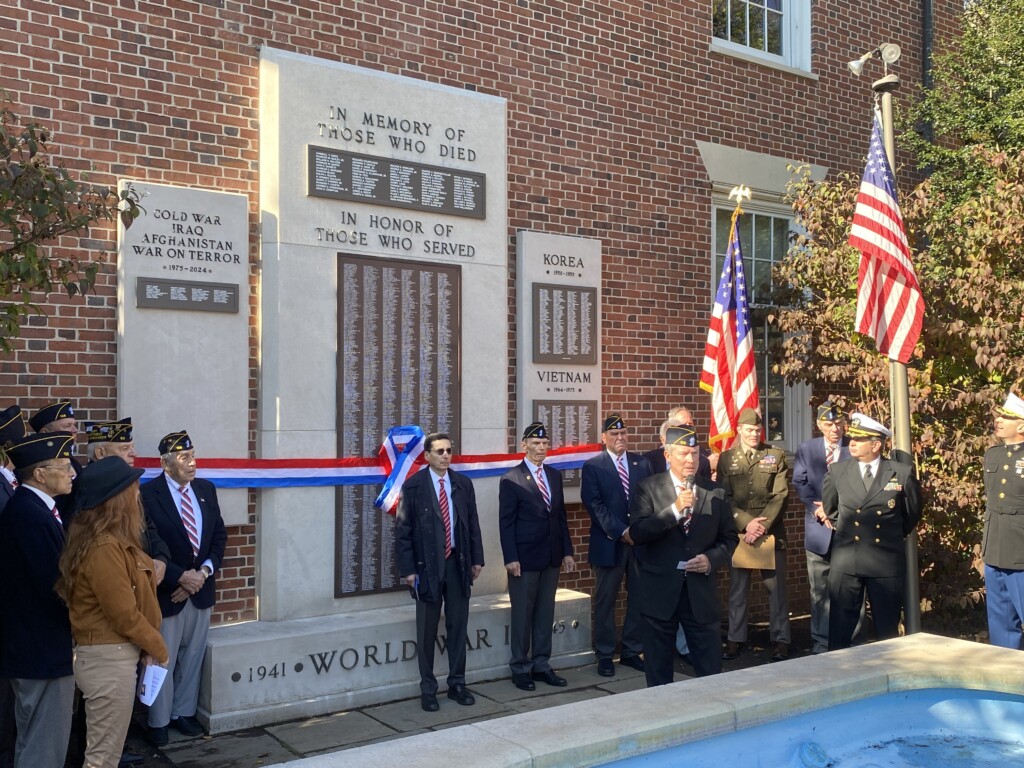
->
<box><xmin>0</xmin><ymin>92</ymin><xmax>140</xmax><ymax>351</ymax></box>
<box><xmin>771</xmin><ymin>0</ymin><xmax>1024</xmax><ymax>622</ymax></box>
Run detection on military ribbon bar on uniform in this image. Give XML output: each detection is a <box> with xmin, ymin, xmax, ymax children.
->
<box><xmin>374</xmin><ymin>425</ymin><xmax>426</xmax><ymax>514</ymax></box>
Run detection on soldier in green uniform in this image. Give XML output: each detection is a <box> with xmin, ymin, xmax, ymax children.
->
<box><xmin>982</xmin><ymin>392</ymin><xmax>1024</xmax><ymax>649</ymax></box>
<box><xmin>719</xmin><ymin>407</ymin><xmax>791</xmax><ymax>661</ymax></box>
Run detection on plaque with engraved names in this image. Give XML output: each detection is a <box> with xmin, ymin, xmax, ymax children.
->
<box><xmin>533</xmin><ymin>400</ymin><xmax>598</xmax><ymax>488</ymax></box>
<box><xmin>135</xmin><ymin>277</ymin><xmax>239</xmax><ymax>313</ymax></box>
<box><xmin>308</xmin><ymin>146</ymin><xmax>486</xmax><ymax>220</ymax></box>
<box><xmin>335</xmin><ymin>255</ymin><xmax>461</xmax><ymax>597</ymax></box>
<box><xmin>532</xmin><ymin>283</ymin><xmax>597</xmax><ymax>365</ymax></box>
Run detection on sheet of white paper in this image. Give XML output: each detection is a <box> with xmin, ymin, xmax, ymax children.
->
<box><xmin>138</xmin><ymin>663</ymin><xmax>168</xmax><ymax>706</ymax></box>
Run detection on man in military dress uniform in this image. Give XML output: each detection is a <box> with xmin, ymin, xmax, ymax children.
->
<box><xmin>719</xmin><ymin>407</ymin><xmax>792</xmax><ymax>661</ymax></box>
<box><xmin>982</xmin><ymin>392</ymin><xmax>1024</xmax><ymax>649</ymax></box>
<box><xmin>823</xmin><ymin>413</ymin><xmax>921</xmax><ymax>649</ymax></box>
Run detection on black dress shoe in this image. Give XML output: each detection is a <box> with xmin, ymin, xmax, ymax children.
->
<box><xmin>597</xmin><ymin>658</ymin><xmax>615</xmax><ymax>677</ymax></box>
<box><xmin>531</xmin><ymin>669</ymin><xmax>568</xmax><ymax>687</ymax></box>
<box><xmin>677</xmin><ymin>652</ymin><xmax>693</xmax><ymax>667</ymax></box>
<box><xmin>119</xmin><ymin>751</ymin><xmax>144</xmax><ymax>767</ymax></box>
<box><xmin>446</xmin><ymin>684</ymin><xmax>475</xmax><ymax>706</ymax></box>
<box><xmin>722</xmin><ymin>641</ymin><xmax>745</xmax><ymax>660</ymax></box>
<box><xmin>420</xmin><ymin>693</ymin><xmax>439</xmax><ymax>712</ymax></box>
<box><xmin>511</xmin><ymin>673</ymin><xmax>536</xmax><ymax>691</ymax></box>
<box><xmin>619</xmin><ymin>655</ymin><xmax>645</xmax><ymax>672</ymax></box>
<box><xmin>148</xmin><ymin>726</ymin><xmax>169</xmax><ymax>747</ymax></box>
<box><xmin>169</xmin><ymin>715</ymin><xmax>204</xmax><ymax>737</ymax></box>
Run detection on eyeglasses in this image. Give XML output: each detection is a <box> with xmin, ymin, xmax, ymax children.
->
<box><xmin>432</xmin><ymin>448</ymin><xmax>454</xmax><ymax>455</ymax></box>
<box><xmin>39</xmin><ymin>462</ymin><xmax>74</xmax><ymax>474</ymax></box>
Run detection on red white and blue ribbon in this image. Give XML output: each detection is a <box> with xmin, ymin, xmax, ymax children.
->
<box><xmin>374</xmin><ymin>425</ymin><xmax>426</xmax><ymax>514</ymax></box>
<box><xmin>135</xmin><ymin>440</ymin><xmax>603</xmax><ymax>495</ymax></box>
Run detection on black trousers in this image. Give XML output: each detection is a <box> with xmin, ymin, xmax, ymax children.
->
<box><xmin>828</xmin><ymin>571</ymin><xmax>903</xmax><ymax>649</ymax></box>
<box><xmin>416</xmin><ymin>555</ymin><xmax>471</xmax><ymax>695</ymax></box>
<box><xmin>641</xmin><ymin>583</ymin><xmax>722</xmax><ymax>686</ymax></box>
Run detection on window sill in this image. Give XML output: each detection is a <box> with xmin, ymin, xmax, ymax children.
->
<box><xmin>709</xmin><ymin>38</ymin><xmax>818</xmax><ymax>81</ymax></box>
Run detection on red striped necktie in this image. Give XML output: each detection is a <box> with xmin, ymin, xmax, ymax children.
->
<box><xmin>535</xmin><ymin>466</ymin><xmax>551</xmax><ymax>511</ymax></box>
<box><xmin>50</xmin><ymin>505</ymin><xmax>62</xmax><ymax>525</ymax></box>
<box><xmin>826</xmin><ymin>444</ymin><xmax>836</xmax><ymax>466</ymax></box>
<box><xmin>617</xmin><ymin>455</ymin><xmax>630</xmax><ymax>500</ymax></box>
<box><xmin>439</xmin><ymin>477</ymin><xmax>452</xmax><ymax>559</ymax></box>
<box><xmin>179</xmin><ymin>485</ymin><xmax>200</xmax><ymax>556</ymax></box>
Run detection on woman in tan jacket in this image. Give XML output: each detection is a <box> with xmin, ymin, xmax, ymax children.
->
<box><xmin>57</xmin><ymin>457</ymin><xmax>169</xmax><ymax>768</ymax></box>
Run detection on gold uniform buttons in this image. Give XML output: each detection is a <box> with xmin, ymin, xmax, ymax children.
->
<box><xmin>854</xmin><ymin>536</ymin><xmax>860</xmax><ymax>542</ymax></box>
<box><xmin>875</xmin><ymin>538</ymin><xmax>881</xmax><ymax>543</ymax></box>
<box><xmin>1001</xmin><ymin>492</ymin><xmax>1006</xmax><ymax>499</ymax></box>
<box><xmin>854</xmin><ymin>522</ymin><xmax>860</xmax><ymax>527</ymax></box>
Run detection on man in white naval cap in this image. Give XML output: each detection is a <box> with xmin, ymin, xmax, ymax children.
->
<box><xmin>821</xmin><ymin>413</ymin><xmax>921</xmax><ymax>649</ymax></box>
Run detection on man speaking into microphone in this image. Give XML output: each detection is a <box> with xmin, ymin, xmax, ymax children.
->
<box><xmin>628</xmin><ymin>425</ymin><xmax>738</xmax><ymax>685</ymax></box>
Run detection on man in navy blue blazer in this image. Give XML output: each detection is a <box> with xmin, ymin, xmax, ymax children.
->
<box><xmin>142</xmin><ymin>431</ymin><xmax>226</xmax><ymax>746</ymax></box>
<box><xmin>793</xmin><ymin>400</ymin><xmax>851</xmax><ymax>654</ymax></box>
<box><xmin>0</xmin><ymin>406</ymin><xmax>27</xmax><ymax>768</ymax></box>
<box><xmin>0</xmin><ymin>432</ymin><xmax>77</xmax><ymax>768</ymax></box>
<box><xmin>582</xmin><ymin>414</ymin><xmax>651</xmax><ymax>676</ymax></box>
<box><xmin>499</xmin><ymin>422</ymin><xmax>575</xmax><ymax>691</ymax></box>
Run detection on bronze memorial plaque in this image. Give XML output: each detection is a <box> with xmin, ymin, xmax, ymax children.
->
<box><xmin>335</xmin><ymin>254</ymin><xmax>461</xmax><ymax>596</ymax></box>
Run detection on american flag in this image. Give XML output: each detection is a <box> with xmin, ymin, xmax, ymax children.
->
<box><xmin>848</xmin><ymin>113</ymin><xmax>924</xmax><ymax>364</ymax></box>
<box><xmin>699</xmin><ymin>213</ymin><xmax>760</xmax><ymax>451</ymax></box>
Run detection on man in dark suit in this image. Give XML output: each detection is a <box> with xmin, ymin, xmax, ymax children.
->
<box><xmin>0</xmin><ymin>406</ymin><xmax>26</xmax><ymax>768</ymax></box>
<box><xmin>582</xmin><ymin>414</ymin><xmax>651</xmax><ymax>676</ymax></box>
<box><xmin>793</xmin><ymin>400</ymin><xmax>851</xmax><ymax>654</ymax></box>
<box><xmin>823</xmin><ymin>413</ymin><xmax>921</xmax><ymax>649</ymax></box>
<box><xmin>0</xmin><ymin>432</ymin><xmax>77</xmax><ymax>768</ymax></box>
<box><xmin>499</xmin><ymin>422</ymin><xmax>575</xmax><ymax>691</ymax></box>
<box><xmin>142</xmin><ymin>431</ymin><xmax>227</xmax><ymax>746</ymax></box>
<box><xmin>395</xmin><ymin>432</ymin><xmax>484</xmax><ymax>712</ymax></box>
<box><xmin>29</xmin><ymin>400</ymin><xmax>82</xmax><ymax>521</ymax></box>
<box><xmin>982</xmin><ymin>392</ymin><xmax>1024</xmax><ymax>649</ymax></box>
<box><xmin>628</xmin><ymin>425</ymin><xmax>738</xmax><ymax>685</ymax></box>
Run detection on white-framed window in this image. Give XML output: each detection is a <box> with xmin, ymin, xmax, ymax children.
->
<box><xmin>712</xmin><ymin>202</ymin><xmax>810</xmax><ymax>452</ymax></box>
<box><xmin>711</xmin><ymin>0</ymin><xmax>812</xmax><ymax>73</ymax></box>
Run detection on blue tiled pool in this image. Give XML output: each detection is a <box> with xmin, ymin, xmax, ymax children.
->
<box><xmin>606</xmin><ymin>688</ymin><xmax>1024</xmax><ymax>767</ymax></box>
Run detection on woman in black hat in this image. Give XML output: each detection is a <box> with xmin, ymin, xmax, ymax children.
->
<box><xmin>56</xmin><ymin>457</ymin><xmax>168</xmax><ymax>768</ymax></box>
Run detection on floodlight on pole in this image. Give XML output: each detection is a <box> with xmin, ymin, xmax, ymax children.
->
<box><xmin>847</xmin><ymin>43</ymin><xmax>902</xmax><ymax>76</ymax></box>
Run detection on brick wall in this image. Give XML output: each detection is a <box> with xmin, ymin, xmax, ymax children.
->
<box><xmin>0</xmin><ymin>0</ymin><xmax>960</xmax><ymax>627</ymax></box>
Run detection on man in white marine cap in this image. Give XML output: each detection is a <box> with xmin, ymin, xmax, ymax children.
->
<box><xmin>822</xmin><ymin>413</ymin><xmax>921</xmax><ymax>649</ymax></box>
<box><xmin>981</xmin><ymin>392</ymin><xmax>1024</xmax><ymax>649</ymax></box>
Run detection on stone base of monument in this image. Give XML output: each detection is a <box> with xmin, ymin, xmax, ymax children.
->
<box><xmin>197</xmin><ymin>589</ymin><xmax>592</xmax><ymax>733</ymax></box>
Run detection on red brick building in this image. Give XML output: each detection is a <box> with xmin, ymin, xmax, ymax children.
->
<box><xmin>1</xmin><ymin>0</ymin><xmax>961</xmax><ymax>630</ymax></box>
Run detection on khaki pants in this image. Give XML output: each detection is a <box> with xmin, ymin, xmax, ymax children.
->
<box><xmin>74</xmin><ymin>644</ymin><xmax>140</xmax><ymax>768</ymax></box>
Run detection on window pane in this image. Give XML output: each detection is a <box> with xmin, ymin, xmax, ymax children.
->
<box><xmin>713</xmin><ymin>0</ymin><xmax>729</xmax><ymax>40</ymax></box>
<box><xmin>765</xmin><ymin>398</ymin><xmax>785</xmax><ymax>442</ymax></box>
<box><xmin>737</xmin><ymin>213</ymin><xmax>753</xmax><ymax>254</ymax></box>
<box><xmin>716</xmin><ymin>208</ymin><xmax>733</xmax><ymax>254</ymax></box>
<box><xmin>753</xmin><ymin>215</ymin><xmax>772</xmax><ymax>260</ymax></box>
<box><xmin>773</xmin><ymin>217</ymin><xmax>789</xmax><ymax>260</ymax></box>
<box><xmin>749</xmin><ymin>4</ymin><xmax>765</xmax><ymax>51</ymax></box>
<box><xmin>766</xmin><ymin>10</ymin><xmax>783</xmax><ymax>55</ymax></box>
<box><xmin>730</xmin><ymin>0</ymin><xmax>747</xmax><ymax>44</ymax></box>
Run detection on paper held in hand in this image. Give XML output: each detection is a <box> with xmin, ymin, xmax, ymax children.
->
<box><xmin>138</xmin><ymin>663</ymin><xmax>168</xmax><ymax>706</ymax></box>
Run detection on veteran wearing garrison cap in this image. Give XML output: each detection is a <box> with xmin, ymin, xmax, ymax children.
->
<box><xmin>823</xmin><ymin>413</ymin><xmax>921</xmax><ymax>650</ymax></box>
<box><xmin>981</xmin><ymin>392</ymin><xmax>1024</xmax><ymax>649</ymax></box>
<box><xmin>628</xmin><ymin>425</ymin><xmax>737</xmax><ymax>684</ymax></box>
<box><xmin>30</xmin><ymin>400</ymin><xmax>83</xmax><ymax>523</ymax></box>
<box><xmin>793</xmin><ymin>400</ymin><xmax>853</xmax><ymax>654</ymax></box>
<box><xmin>141</xmin><ymin>431</ymin><xmax>226</xmax><ymax>746</ymax></box>
<box><xmin>499</xmin><ymin>422</ymin><xmax>575</xmax><ymax>691</ymax></box>
<box><xmin>0</xmin><ymin>405</ymin><xmax>28</xmax><ymax>512</ymax></box>
<box><xmin>581</xmin><ymin>414</ymin><xmax>652</xmax><ymax>676</ymax></box>
<box><xmin>0</xmin><ymin>406</ymin><xmax>26</xmax><ymax>768</ymax></box>
<box><xmin>719</xmin><ymin>407</ymin><xmax>792</xmax><ymax>662</ymax></box>
<box><xmin>0</xmin><ymin>432</ymin><xmax>77</xmax><ymax>768</ymax></box>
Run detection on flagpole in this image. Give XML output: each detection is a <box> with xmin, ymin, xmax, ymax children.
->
<box><xmin>873</xmin><ymin>69</ymin><xmax>921</xmax><ymax>634</ymax></box>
